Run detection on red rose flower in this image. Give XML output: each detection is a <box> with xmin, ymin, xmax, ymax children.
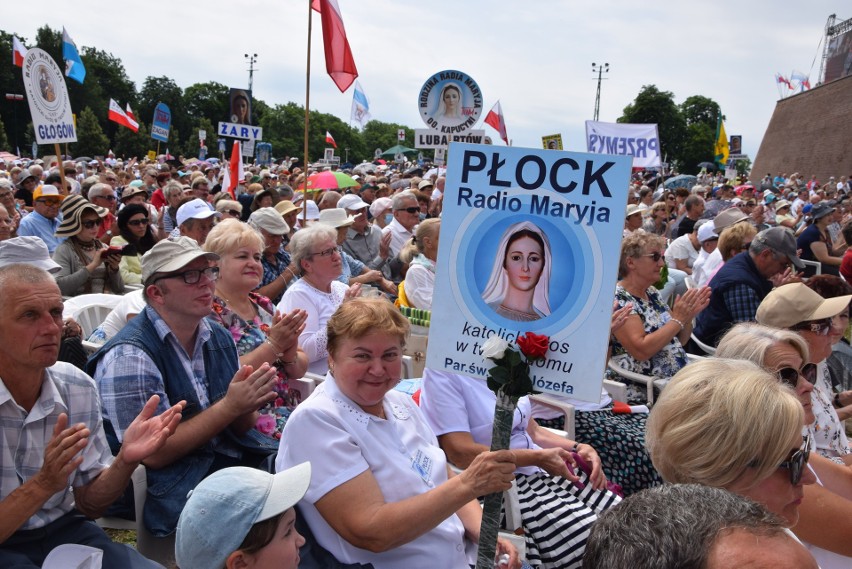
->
<box><xmin>516</xmin><ymin>332</ymin><xmax>549</xmax><ymax>360</ymax></box>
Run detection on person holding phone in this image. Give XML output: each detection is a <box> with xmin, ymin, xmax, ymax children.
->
<box><xmin>53</xmin><ymin>195</ymin><xmax>125</xmax><ymax>296</ymax></box>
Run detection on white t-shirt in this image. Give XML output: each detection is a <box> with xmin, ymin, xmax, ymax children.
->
<box><xmin>87</xmin><ymin>290</ymin><xmax>146</xmax><ymax>344</ymax></box>
<box><xmin>276</xmin><ymin>375</ymin><xmax>468</xmax><ymax>569</ymax></box>
<box><xmin>694</xmin><ymin>248</ymin><xmax>723</xmax><ymax>287</ymax></box>
<box><xmin>665</xmin><ymin>234</ymin><xmax>699</xmax><ymax>270</ymax></box>
<box><xmin>381</xmin><ymin>218</ymin><xmax>414</xmax><ymax>256</ymax></box>
<box><xmin>277</xmin><ymin>279</ymin><xmax>348</xmax><ymax>375</ymax></box>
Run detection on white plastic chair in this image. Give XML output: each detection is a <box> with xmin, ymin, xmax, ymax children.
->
<box><xmin>690</xmin><ymin>332</ymin><xmax>717</xmax><ymax>355</ymax></box>
<box><xmin>529</xmin><ymin>380</ymin><xmax>626</xmax><ymax>440</ymax></box>
<box><xmin>95</xmin><ymin>464</ymin><xmax>174</xmax><ymax>566</ymax></box>
<box><xmin>607</xmin><ymin>354</ymin><xmax>704</xmax><ymax>406</ymax></box>
<box><xmin>63</xmin><ymin>294</ymin><xmax>123</xmax><ymax>338</ymax></box>
<box><xmin>799</xmin><ymin>259</ymin><xmax>822</xmax><ymax>276</ymax></box>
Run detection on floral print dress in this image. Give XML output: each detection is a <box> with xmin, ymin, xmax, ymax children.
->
<box><xmin>610</xmin><ymin>284</ymin><xmax>688</xmax><ymax>379</ymax></box>
<box><xmin>210</xmin><ymin>292</ymin><xmax>301</xmax><ymax>439</ymax></box>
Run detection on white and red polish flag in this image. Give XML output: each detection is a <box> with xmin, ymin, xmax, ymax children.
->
<box><xmin>108</xmin><ymin>99</ymin><xmax>139</xmax><ymax>132</ymax></box>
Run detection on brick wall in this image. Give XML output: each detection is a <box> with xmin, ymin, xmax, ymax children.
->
<box><xmin>752</xmin><ymin>74</ymin><xmax>852</xmax><ymax>183</ymax></box>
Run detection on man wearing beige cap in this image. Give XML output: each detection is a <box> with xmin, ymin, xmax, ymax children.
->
<box><xmin>695</xmin><ymin>227</ymin><xmax>804</xmax><ymax>346</ymax></box>
<box><xmin>89</xmin><ymin>237</ymin><xmax>280</xmax><ymax>537</ymax></box>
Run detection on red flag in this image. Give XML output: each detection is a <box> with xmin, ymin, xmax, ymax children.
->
<box><xmin>108</xmin><ymin>99</ymin><xmax>139</xmax><ymax>132</ymax></box>
<box><xmin>125</xmin><ymin>103</ymin><xmax>137</xmax><ymax>122</ymax></box>
<box><xmin>484</xmin><ymin>100</ymin><xmax>509</xmax><ymax>145</ymax></box>
<box><xmin>226</xmin><ymin>141</ymin><xmax>244</xmax><ymax>199</ymax></box>
<box><xmin>12</xmin><ymin>36</ymin><xmax>26</xmax><ymax>67</ymax></box>
<box><xmin>312</xmin><ymin>0</ymin><xmax>358</xmax><ymax>92</ymax></box>
<box><xmin>325</xmin><ymin>130</ymin><xmax>337</xmax><ymax>148</ymax></box>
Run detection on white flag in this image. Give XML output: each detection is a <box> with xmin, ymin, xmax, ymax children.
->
<box><xmin>350</xmin><ymin>81</ymin><xmax>371</xmax><ymax>129</ymax></box>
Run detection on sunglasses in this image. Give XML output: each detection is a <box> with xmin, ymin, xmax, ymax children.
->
<box><xmin>37</xmin><ymin>199</ymin><xmax>62</xmax><ymax>207</ymax></box>
<box><xmin>308</xmin><ymin>246</ymin><xmax>339</xmax><ymax>258</ymax></box>
<box><xmin>82</xmin><ymin>218</ymin><xmax>104</xmax><ymax>229</ymax></box>
<box><xmin>776</xmin><ymin>363</ymin><xmax>818</xmax><ymax>389</ymax></box>
<box><xmin>642</xmin><ymin>252</ymin><xmax>664</xmax><ymax>262</ymax></box>
<box><xmin>127</xmin><ymin>218</ymin><xmax>149</xmax><ymax>227</ymax></box>
<box><xmin>96</xmin><ymin>194</ymin><xmax>117</xmax><ymax>201</ymax></box>
<box><xmin>395</xmin><ymin>206</ymin><xmax>420</xmax><ymax>214</ymax></box>
<box><xmin>779</xmin><ymin>434</ymin><xmax>811</xmax><ymax>486</ymax></box>
<box><xmin>793</xmin><ymin>318</ymin><xmax>833</xmax><ymax>336</ymax></box>
<box><xmin>224</xmin><ymin>209</ymin><xmax>241</xmax><ymax>217</ymax></box>
<box><xmin>156</xmin><ymin>266</ymin><xmax>220</xmax><ymax>285</ymax></box>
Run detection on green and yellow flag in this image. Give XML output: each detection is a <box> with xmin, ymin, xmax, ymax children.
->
<box><xmin>714</xmin><ymin>115</ymin><xmax>729</xmax><ymax>170</ymax></box>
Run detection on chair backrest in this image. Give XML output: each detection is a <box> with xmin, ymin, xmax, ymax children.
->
<box><xmin>74</xmin><ymin>304</ymin><xmax>117</xmax><ymax>338</ymax></box>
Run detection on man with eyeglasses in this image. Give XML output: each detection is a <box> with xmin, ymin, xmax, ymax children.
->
<box><xmin>695</xmin><ymin>227</ymin><xmax>804</xmax><ymax>347</ymax></box>
<box><xmin>17</xmin><ymin>185</ymin><xmax>64</xmax><ymax>254</ymax></box>
<box><xmin>89</xmin><ymin>237</ymin><xmax>280</xmax><ymax>538</ymax></box>
<box><xmin>381</xmin><ymin>191</ymin><xmax>420</xmax><ymax>284</ymax></box>
<box><xmin>88</xmin><ymin>183</ymin><xmax>118</xmax><ymax>241</ymax></box>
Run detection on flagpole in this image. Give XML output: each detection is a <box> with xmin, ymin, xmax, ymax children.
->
<box><xmin>54</xmin><ymin>143</ymin><xmax>67</xmax><ymax>195</ymax></box>
<box><xmin>303</xmin><ymin>0</ymin><xmax>313</xmax><ymax>226</ymax></box>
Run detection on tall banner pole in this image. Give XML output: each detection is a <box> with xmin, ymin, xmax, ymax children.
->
<box><xmin>54</xmin><ymin>143</ymin><xmax>67</xmax><ymax>193</ymax></box>
<box><xmin>302</xmin><ymin>0</ymin><xmax>313</xmax><ymax>226</ymax></box>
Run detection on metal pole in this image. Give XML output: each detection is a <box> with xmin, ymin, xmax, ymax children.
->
<box><xmin>244</xmin><ymin>53</ymin><xmax>258</xmax><ymax>92</ymax></box>
<box><xmin>5</xmin><ymin>94</ymin><xmax>23</xmax><ymax>155</ymax></box>
<box><xmin>592</xmin><ymin>63</ymin><xmax>609</xmax><ymax>121</ymax></box>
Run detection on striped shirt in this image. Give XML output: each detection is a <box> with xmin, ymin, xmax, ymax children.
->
<box><xmin>0</xmin><ymin>363</ymin><xmax>113</xmax><ymax>529</ymax></box>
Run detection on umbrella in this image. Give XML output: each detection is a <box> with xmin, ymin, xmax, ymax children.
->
<box><xmin>697</xmin><ymin>162</ymin><xmax>717</xmax><ymax>171</ymax></box>
<box><xmin>664</xmin><ymin>175</ymin><xmax>698</xmax><ymax>190</ymax></box>
<box><xmin>381</xmin><ymin>145</ymin><xmax>418</xmax><ymax>158</ymax></box>
<box><xmin>74</xmin><ymin>156</ymin><xmax>93</xmax><ymax>163</ymax></box>
<box><xmin>353</xmin><ymin>163</ymin><xmax>376</xmax><ymax>174</ymax></box>
<box><xmin>303</xmin><ymin>171</ymin><xmax>359</xmax><ymax>191</ymax></box>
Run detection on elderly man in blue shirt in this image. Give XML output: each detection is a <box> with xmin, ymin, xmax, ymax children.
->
<box><xmin>16</xmin><ymin>185</ymin><xmax>64</xmax><ymax>254</ymax></box>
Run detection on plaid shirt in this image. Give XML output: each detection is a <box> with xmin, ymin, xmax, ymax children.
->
<box><xmin>0</xmin><ymin>362</ymin><xmax>113</xmax><ymax>529</ymax></box>
<box><xmin>259</xmin><ymin>249</ymin><xmax>293</xmax><ymax>304</ymax></box>
<box><xmin>721</xmin><ymin>283</ymin><xmax>762</xmax><ymax>323</ymax></box>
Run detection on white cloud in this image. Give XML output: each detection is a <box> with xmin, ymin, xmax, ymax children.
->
<box><xmin>6</xmin><ymin>0</ymin><xmax>845</xmax><ymax>160</ymax></box>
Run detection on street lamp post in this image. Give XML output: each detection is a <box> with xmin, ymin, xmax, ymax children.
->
<box><xmin>591</xmin><ymin>63</ymin><xmax>609</xmax><ymax>121</ymax></box>
<box><xmin>5</xmin><ymin>93</ymin><xmax>24</xmax><ymax>155</ymax></box>
<box><xmin>244</xmin><ymin>53</ymin><xmax>258</xmax><ymax>92</ymax></box>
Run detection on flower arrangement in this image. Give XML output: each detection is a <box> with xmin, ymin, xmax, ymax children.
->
<box><xmin>475</xmin><ymin>331</ymin><xmax>550</xmax><ymax>569</ymax></box>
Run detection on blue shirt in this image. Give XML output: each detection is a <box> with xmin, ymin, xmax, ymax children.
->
<box><xmin>17</xmin><ymin>211</ymin><xmax>63</xmax><ymax>254</ymax></box>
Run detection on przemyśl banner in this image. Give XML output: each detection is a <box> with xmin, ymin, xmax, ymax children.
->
<box><xmin>585</xmin><ymin>121</ymin><xmax>660</xmax><ymax>169</ymax></box>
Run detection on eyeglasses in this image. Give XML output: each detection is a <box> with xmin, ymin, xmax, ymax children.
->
<box><xmin>156</xmin><ymin>266</ymin><xmax>220</xmax><ymax>284</ymax></box>
<box><xmin>642</xmin><ymin>252</ymin><xmax>664</xmax><ymax>262</ymax></box>
<box><xmin>36</xmin><ymin>199</ymin><xmax>62</xmax><ymax>207</ymax></box>
<box><xmin>223</xmin><ymin>209</ymin><xmax>241</xmax><ymax>217</ymax></box>
<box><xmin>395</xmin><ymin>206</ymin><xmax>420</xmax><ymax>214</ymax></box>
<box><xmin>666</xmin><ymin>195</ymin><xmax>676</xmax><ymax>201</ymax></box>
<box><xmin>95</xmin><ymin>194</ymin><xmax>117</xmax><ymax>202</ymax></box>
<box><xmin>82</xmin><ymin>218</ymin><xmax>103</xmax><ymax>229</ymax></box>
<box><xmin>127</xmin><ymin>218</ymin><xmax>149</xmax><ymax>227</ymax></box>
<box><xmin>793</xmin><ymin>318</ymin><xmax>833</xmax><ymax>336</ymax></box>
<box><xmin>308</xmin><ymin>246</ymin><xmax>339</xmax><ymax>258</ymax></box>
<box><xmin>0</xmin><ymin>192</ymin><xmax>13</xmax><ymax>199</ymax></box>
<box><xmin>105</xmin><ymin>177</ymin><xmax>118</xmax><ymax>183</ymax></box>
<box><xmin>779</xmin><ymin>434</ymin><xmax>811</xmax><ymax>486</ymax></box>
<box><xmin>776</xmin><ymin>363</ymin><xmax>818</xmax><ymax>389</ymax></box>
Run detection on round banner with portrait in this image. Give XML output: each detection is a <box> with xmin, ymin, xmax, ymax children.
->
<box><xmin>418</xmin><ymin>70</ymin><xmax>483</xmax><ymax>133</ymax></box>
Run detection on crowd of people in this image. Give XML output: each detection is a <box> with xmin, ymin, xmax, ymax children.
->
<box><xmin>1</xmin><ymin>153</ymin><xmax>852</xmax><ymax>568</ymax></box>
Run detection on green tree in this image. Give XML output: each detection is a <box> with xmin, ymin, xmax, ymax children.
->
<box><xmin>138</xmin><ymin>76</ymin><xmax>187</xmax><ymax>152</ymax></box>
<box><xmin>618</xmin><ymin>85</ymin><xmax>686</xmax><ymax>169</ymax></box>
<box><xmin>680</xmin><ymin>95</ymin><xmax>721</xmax><ymax>128</ymax></box>
<box><xmin>113</xmin><ymin>122</ymin><xmax>151</xmax><ymax>160</ymax></box>
<box><xmin>0</xmin><ymin>30</ymin><xmax>29</xmax><ymax>154</ymax></box>
<box><xmin>678</xmin><ymin>96</ymin><xmax>723</xmax><ymax>173</ymax></box>
<box><xmin>363</xmin><ymin>121</ymin><xmax>415</xmax><ymax>157</ymax></box>
<box><xmin>73</xmin><ymin>107</ymin><xmax>109</xmax><ymax>157</ymax></box>
<box><xmin>184</xmin><ymin>81</ymin><xmax>229</xmax><ymax>127</ymax></box>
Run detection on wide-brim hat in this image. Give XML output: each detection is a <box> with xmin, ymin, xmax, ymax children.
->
<box><xmin>121</xmin><ymin>185</ymin><xmax>148</xmax><ymax>202</ymax></box>
<box><xmin>274</xmin><ymin>200</ymin><xmax>302</xmax><ymax>216</ymax></box>
<box><xmin>249</xmin><ymin>207</ymin><xmax>290</xmax><ymax>235</ymax></box>
<box><xmin>810</xmin><ymin>201</ymin><xmax>836</xmax><ymax>221</ymax></box>
<box><xmin>757</xmin><ymin>283</ymin><xmax>852</xmax><ymax>328</ymax></box>
<box><xmin>317</xmin><ymin>208</ymin><xmax>356</xmax><ymax>229</ymax></box>
<box><xmin>55</xmin><ymin>197</ymin><xmax>108</xmax><ymax>238</ymax></box>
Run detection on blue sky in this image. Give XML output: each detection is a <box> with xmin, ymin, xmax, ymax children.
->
<box><xmin>6</xmin><ymin>1</ymin><xmax>847</xmax><ymax>162</ymax></box>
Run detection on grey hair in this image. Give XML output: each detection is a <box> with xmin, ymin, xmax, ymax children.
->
<box><xmin>288</xmin><ymin>224</ymin><xmax>338</xmax><ymax>272</ymax></box>
<box><xmin>88</xmin><ymin>183</ymin><xmax>113</xmax><ymax>199</ymax></box>
<box><xmin>0</xmin><ymin>179</ymin><xmax>12</xmax><ymax>190</ymax></box>
<box><xmin>164</xmin><ymin>181</ymin><xmax>184</xmax><ymax>198</ymax></box>
<box><xmin>716</xmin><ymin>322</ymin><xmax>810</xmax><ymax>369</ymax></box>
<box><xmin>0</xmin><ymin>264</ymin><xmax>56</xmax><ymax>310</ymax></box>
<box><xmin>391</xmin><ymin>191</ymin><xmax>416</xmax><ymax>210</ymax></box>
<box><xmin>583</xmin><ymin>483</ymin><xmax>787</xmax><ymax>569</ymax></box>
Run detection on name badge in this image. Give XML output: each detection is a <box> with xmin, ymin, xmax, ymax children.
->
<box><xmin>411</xmin><ymin>449</ymin><xmax>434</xmax><ymax>484</ymax></box>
